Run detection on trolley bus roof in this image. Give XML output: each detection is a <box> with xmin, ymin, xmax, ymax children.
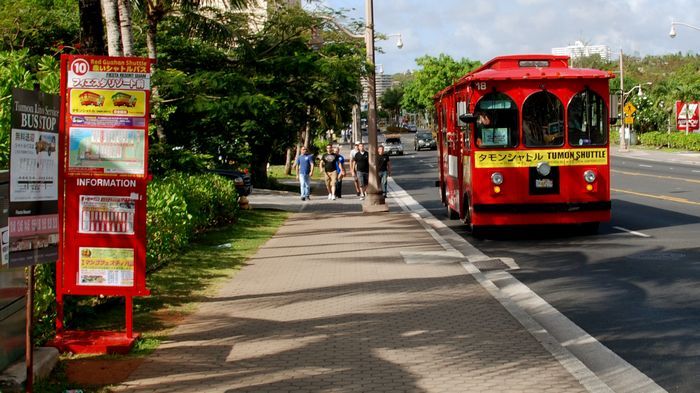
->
<box><xmin>435</xmin><ymin>54</ymin><xmax>615</xmax><ymax>99</ymax></box>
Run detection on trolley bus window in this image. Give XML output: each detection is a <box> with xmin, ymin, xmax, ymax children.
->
<box><xmin>474</xmin><ymin>92</ymin><xmax>518</xmax><ymax>148</ymax></box>
<box><xmin>568</xmin><ymin>90</ymin><xmax>607</xmax><ymax>146</ymax></box>
<box><xmin>523</xmin><ymin>91</ymin><xmax>564</xmax><ymax>147</ymax></box>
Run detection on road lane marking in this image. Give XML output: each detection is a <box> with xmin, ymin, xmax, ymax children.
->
<box><xmin>612</xmin><ymin>169</ymin><xmax>700</xmax><ymax>184</ymax></box>
<box><xmin>612</xmin><ymin>187</ymin><xmax>700</xmax><ymax>206</ymax></box>
<box><xmin>386</xmin><ymin>178</ymin><xmax>666</xmax><ymax>393</ymax></box>
<box><xmin>693</xmin><ymin>170</ymin><xmax>700</xmax><ymax>174</ymax></box>
<box><xmin>638</xmin><ymin>164</ymin><xmax>653</xmax><ymax>168</ymax></box>
<box><xmin>612</xmin><ymin>226</ymin><xmax>652</xmax><ymax>238</ymax></box>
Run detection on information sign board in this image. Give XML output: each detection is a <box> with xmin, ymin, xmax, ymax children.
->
<box><xmin>7</xmin><ymin>88</ymin><xmax>60</xmax><ymax>268</ymax></box>
<box><xmin>58</xmin><ymin>55</ymin><xmax>150</xmax><ymax>296</ymax></box>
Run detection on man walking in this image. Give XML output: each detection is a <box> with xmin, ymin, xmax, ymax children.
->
<box><xmin>377</xmin><ymin>145</ymin><xmax>391</xmax><ymax>198</ymax></box>
<box><xmin>334</xmin><ymin>146</ymin><xmax>345</xmax><ymax>198</ymax></box>
<box><xmin>320</xmin><ymin>144</ymin><xmax>343</xmax><ymax>200</ymax></box>
<box><xmin>295</xmin><ymin>146</ymin><xmax>314</xmax><ymax>201</ymax></box>
<box><xmin>352</xmin><ymin>143</ymin><xmax>369</xmax><ymax>200</ymax></box>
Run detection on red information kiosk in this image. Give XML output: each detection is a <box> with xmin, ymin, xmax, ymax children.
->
<box><xmin>52</xmin><ymin>55</ymin><xmax>151</xmax><ymax>354</ymax></box>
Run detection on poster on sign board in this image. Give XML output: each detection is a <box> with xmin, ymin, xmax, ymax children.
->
<box><xmin>78</xmin><ymin>247</ymin><xmax>134</xmax><ymax>287</ymax></box>
<box><xmin>68</xmin><ymin>127</ymin><xmax>146</xmax><ymax>175</ymax></box>
<box><xmin>79</xmin><ymin>195</ymin><xmax>135</xmax><ymax>235</ymax></box>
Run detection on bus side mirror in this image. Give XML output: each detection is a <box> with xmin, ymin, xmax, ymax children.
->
<box><xmin>609</xmin><ymin>117</ymin><xmax>618</xmax><ymax>125</ymax></box>
<box><xmin>459</xmin><ymin>113</ymin><xmax>478</xmax><ymax>124</ymax></box>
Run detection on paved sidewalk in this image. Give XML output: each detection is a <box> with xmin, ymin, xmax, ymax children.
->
<box><xmin>113</xmin><ymin>183</ymin><xmax>601</xmax><ymax>393</ymax></box>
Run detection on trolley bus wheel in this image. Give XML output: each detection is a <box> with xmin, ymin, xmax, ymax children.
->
<box><xmin>446</xmin><ymin>205</ymin><xmax>458</xmax><ymax>220</ymax></box>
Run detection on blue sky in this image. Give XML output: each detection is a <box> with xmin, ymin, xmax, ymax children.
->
<box><xmin>305</xmin><ymin>0</ymin><xmax>700</xmax><ymax>74</ymax></box>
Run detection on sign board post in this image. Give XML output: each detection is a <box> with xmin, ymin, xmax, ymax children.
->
<box><xmin>50</xmin><ymin>55</ymin><xmax>151</xmax><ymax>354</ymax></box>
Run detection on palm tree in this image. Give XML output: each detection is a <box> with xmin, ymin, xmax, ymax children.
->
<box><xmin>144</xmin><ymin>0</ymin><xmax>249</xmax><ymax>60</ymax></box>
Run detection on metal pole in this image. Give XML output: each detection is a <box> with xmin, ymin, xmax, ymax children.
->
<box><xmin>363</xmin><ymin>0</ymin><xmax>387</xmax><ymax>211</ymax></box>
<box><xmin>619</xmin><ymin>48</ymin><xmax>627</xmax><ymax>150</ymax></box>
<box><xmin>25</xmin><ymin>265</ymin><xmax>35</xmax><ymax>392</ymax></box>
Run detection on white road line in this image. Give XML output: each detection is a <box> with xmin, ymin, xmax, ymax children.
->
<box><xmin>638</xmin><ymin>164</ymin><xmax>653</xmax><ymax>168</ymax></box>
<box><xmin>387</xmin><ymin>178</ymin><xmax>665</xmax><ymax>393</ymax></box>
<box><xmin>692</xmin><ymin>170</ymin><xmax>700</xmax><ymax>174</ymax></box>
<box><xmin>612</xmin><ymin>226</ymin><xmax>652</xmax><ymax>238</ymax></box>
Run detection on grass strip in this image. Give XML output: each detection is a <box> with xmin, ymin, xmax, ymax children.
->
<box><xmin>35</xmin><ymin>208</ymin><xmax>289</xmax><ymax>392</ymax></box>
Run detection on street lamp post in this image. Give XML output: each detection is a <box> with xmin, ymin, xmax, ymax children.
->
<box><xmin>620</xmin><ymin>83</ymin><xmax>651</xmax><ymax>149</ymax></box>
<box><xmin>363</xmin><ymin>0</ymin><xmax>388</xmax><ymax>211</ymax></box>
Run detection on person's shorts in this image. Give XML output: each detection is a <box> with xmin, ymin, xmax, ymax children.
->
<box><xmin>325</xmin><ymin>170</ymin><xmax>338</xmax><ymax>189</ymax></box>
<box><xmin>357</xmin><ymin>171</ymin><xmax>369</xmax><ymax>187</ymax></box>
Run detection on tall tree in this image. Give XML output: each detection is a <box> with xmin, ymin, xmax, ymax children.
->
<box><xmin>79</xmin><ymin>0</ymin><xmax>106</xmax><ymax>54</ymax></box>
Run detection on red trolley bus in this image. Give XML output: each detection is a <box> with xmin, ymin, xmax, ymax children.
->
<box><xmin>435</xmin><ymin>54</ymin><xmax>614</xmax><ymax>232</ymax></box>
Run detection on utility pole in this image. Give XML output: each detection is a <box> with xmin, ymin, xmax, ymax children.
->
<box><xmin>363</xmin><ymin>0</ymin><xmax>388</xmax><ymax>212</ymax></box>
<box><xmin>619</xmin><ymin>48</ymin><xmax>627</xmax><ymax>150</ymax></box>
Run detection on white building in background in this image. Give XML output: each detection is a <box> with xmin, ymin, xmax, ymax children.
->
<box><xmin>552</xmin><ymin>41</ymin><xmax>611</xmax><ymax>61</ymax></box>
<box><xmin>228</xmin><ymin>0</ymin><xmax>300</xmax><ymax>32</ymax></box>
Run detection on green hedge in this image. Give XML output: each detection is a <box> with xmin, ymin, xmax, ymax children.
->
<box><xmin>146</xmin><ymin>172</ymin><xmax>239</xmax><ymax>271</ymax></box>
<box><xmin>638</xmin><ymin>131</ymin><xmax>700</xmax><ymax>151</ymax></box>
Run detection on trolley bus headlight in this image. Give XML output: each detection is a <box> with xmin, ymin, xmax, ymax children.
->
<box><xmin>583</xmin><ymin>170</ymin><xmax>597</xmax><ymax>183</ymax></box>
<box><xmin>491</xmin><ymin>172</ymin><xmax>504</xmax><ymax>185</ymax></box>
<box><xmin>536</xmin><ymin>162</ymin><xmax>551</xmax><ymax>176</ymax></box>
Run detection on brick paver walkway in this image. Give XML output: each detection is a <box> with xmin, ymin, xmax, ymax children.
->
<box><xmin>113</xmin><ymin>191</ymin><xmax>591</xmax><ymax>392</ymax></box>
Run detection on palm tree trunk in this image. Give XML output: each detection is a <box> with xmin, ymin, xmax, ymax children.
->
<box><xmin>101</xmin><ymin>0</ymin><xmax>122</xmax><ymax>56</ymax></box>
<box><xmin>117</xmin><ymin>0</ymin><xmax>133</xmax><ymax>56</ymax></box>
<box><xmin>284</xmin><ymin>147</ymin><xmax>293</xmax><ymax>175</ymax></box>
<box><xmin>79</xmin><ymin>0</ymin><xmax>106</xmax><ymax>55</ymax></box>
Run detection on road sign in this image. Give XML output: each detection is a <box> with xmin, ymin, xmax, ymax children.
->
<box><xmin>623</xmin><ymin>102</ymin><xmax>637</xmax><ymax>116</ymax></box>
<box><xmin>624</xmin><ymin>116</ymin><xmax>634</xmax><ymax>124</ymax></box>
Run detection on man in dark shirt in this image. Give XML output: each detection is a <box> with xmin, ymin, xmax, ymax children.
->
<box><xmin>377</xmin><ymin>145</ymin><xmax>391</xmax><ymax>198</ymax></box>
<box><xmin>352</xmin><ymin>143</ymin><xmax>369</xmax><ymax>200</ymax></box>
<box><xmin>320</xmin><ymin>144</ymin><xmax>343</xmax><ymax>200</ymax></box>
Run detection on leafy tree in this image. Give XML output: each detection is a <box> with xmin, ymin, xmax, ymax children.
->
<box><xmin>153</xmin><ymin>6</ymin><xmax>364</xmax><ymax>186</ymax></box>
<box><xmin>401</xmin><ymin>54</ymin><xmax>480</xmax><ymax>123</ymax></box>
<box><xmin>379</xmin><ymin>86</ymin><xmax>403</xmax><ymax>126</ymax></box>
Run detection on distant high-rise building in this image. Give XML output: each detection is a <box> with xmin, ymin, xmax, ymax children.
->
<box><xmin>360</xmin><ymin>70</ymin><xmax>400</xmax><ymax>111</ymax></box>
<box><xmin>552</xmin><ymin>41</ymin><xmax>611</xmax><ymax>61</ymax></box>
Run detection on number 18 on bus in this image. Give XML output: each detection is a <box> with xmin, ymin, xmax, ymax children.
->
<box><xmin>434</xmin><ymin>55</ymin><xmax>615</xmax><ymax>233</ymax></box>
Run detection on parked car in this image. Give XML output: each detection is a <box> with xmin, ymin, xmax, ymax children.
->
<box><xmin>414</xmin><ymin>132</ymin><xmax>436</xmax><ymax>151</ymax></box>
<box><xmin>209</xmin><ymin>169</ymin><xmax>253</xmax><ymax>196</ymax></box>
<box><xmin>407</xmin><ymin>124</ymin><xmax>418</xmax><ymax>132</ymax></box>
<box><xmin>382</xmin><ymin>135</ymin><xmax>404</xmax><ymax>156</ymax></box>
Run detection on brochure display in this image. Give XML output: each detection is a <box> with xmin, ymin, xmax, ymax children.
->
<box><xmin>52</xmin><ymin>55</ymin><xmax>151</xmax><ymax>355</ymax></box>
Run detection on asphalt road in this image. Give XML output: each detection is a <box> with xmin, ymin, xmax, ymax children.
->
<box><xmin>388</xmin><ymin>133</ymin><xmax>700</xmax><ymax>393</ymax></box>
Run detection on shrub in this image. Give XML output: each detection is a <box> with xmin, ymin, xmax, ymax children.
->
<box><xmin>638</xmin><ymin>131</ymin><xmax>700</xmax><ymax>151</ymax></box>
<box><xmin>146</xmin><ymin>173</ymin><xmax>239</xmax><ymax>271</ymax></box>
